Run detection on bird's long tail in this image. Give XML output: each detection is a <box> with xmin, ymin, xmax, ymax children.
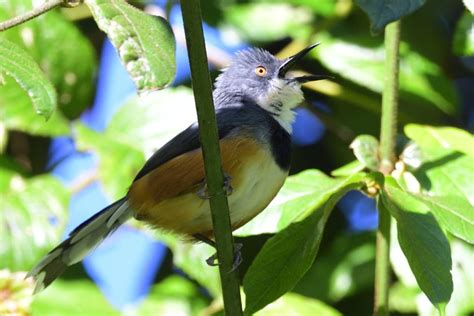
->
<box><xmin>27</xmin><ymin>197</ymin><xmax>133</xmax><ymax>293</ymax></box>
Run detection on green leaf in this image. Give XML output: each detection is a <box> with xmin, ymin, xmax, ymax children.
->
<box><xmin>0</xmin><ymin>75</ymin><xmax>69</xmax><ymax>136</ymax></box>
<box><xmin>0</xmin><ymin>0</ymin><xmax>97</xmax><ymax>119</ymax></box>
<box><xmin>224</xmin><ymin>3</ymin><xmax>313</xmax><ymax>42</ymax></box>
<box><xmin>0</xmin><ymin>38</ymin><xmax>56</xmax><ymax>119</ymax></box>
<box><xmin>404</xmin><ymin>124</ymin><xmax>474</xmax><ymax>205</ymax></box>
<box><xmin>85</xmin><ymin>0</ymin><xmax>176</xmax><ymax>92</ymax></box>
<box><xmin>349</xmin><ymin>134</ymin><xmax>380</xmax><ymax>170</ymax></box>
<box><xmin>243</xmin><ymin>186</ymin><xmax>353</xmax><ymax>315</ymax></box>
<box><xmin>256</xmin><ymin>292</ymin><xmax>342</xmax><ymax>316</ymax></box>
<box><xmin>235</xmin><ymin>170</ymin><xmax>365</xmax><ymax>236</ymax></box>
<box><xmin>354</xmin><ymin>0</ymin><xmax>427</xmax><ymax>34</ymax></box>
<box><xmin>31</xmin><ymin>279</ymin><xmax>117</xmax><ymax>315</ymax></box>
<box><xmin>316</xmin><ymin>38</ymin><xmax>458</xmax><ymax>115</ymax></box>
<box><xmin>331</xmin><ymin>160</ymin><xmax>365</xmax><ymax>177</ymax></box>
<box><xmin>382</xmin><ymin>178</ymin><xmax>453</xmax><ymax>312</ymax></box>
<box><xmin>1</xmin><ymin>174</ymin><xmax>69</xmax><ymax>271</ymax></box>
<box><xmin>453</xmin><ymin>12</ymin><xmax>474</xmax><ymax>56</ymax></box>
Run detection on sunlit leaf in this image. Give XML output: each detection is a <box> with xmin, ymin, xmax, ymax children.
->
<box><xmin>256</xmin><ymin>292</ymin><xmax>341</xmax><ymax>316</ymax></box>
<box><xmin>331</xmin><ymin>160</ymin><xmax>365</xmax><ymax>177</ymax></box>
<box><xmin>85</xmin><ymin>0</ymin><xmax>176</xmax><ymax>92</ymax></box>
<box><xmin>453</xmin><ymin>12</ymin><xmax>474</xmax><ymax>56</ymax></box>
<box><xmin>0</xmin><ymin>38</ymin><xmax>56</xmax><ymax>119</ymax></box>
<box><xmin>0</xmin><ymin>0</ymin><xmax>96</xmax><ymax>119</ymax></box>
<box><xmin>224</xmin><ymin>3</ymin><xmax>313</xmax><ymax>42</ymax></box>
<box><xmin>235</xmin><ymin>170</ymin><xmax>365</xmax><ymax>236</ymax></box>
<box><xmin>354</xmin><ymin>0</ymin><xmax>427</xmax><ymax>34</ymax></box>
<box><xmin>404</xmin><ymin>125</ymin><xmax>474</xmax><ymax>208</ymax></box>
<box><xmin>243</xmin><ymin>183</ymin><xmax>356</xmax><ymax>315</ymax></box>
<box><xmin>1</xmin><ymin>174</ymin><xmax>69</xmax><ymax>271</ymax></box>
<box><xmin>463</xmin><ymin>0</ymin><xmax>474</xmax><ymax>13</ymax></box>
<box><xmin>382</xmin><ymin>178</ymin><xmax>453</xmax><ymax>313</ymax></box>
<box><xmin>349</xmin><ymin>134</ymin><xmax>379</xmax><ymax>170</ymax></box>
<box><xmin>31</xmin><ymin>279</ymin><xmax>117</xmax><ymax>315</ymax></box>
<box><xmin>316</xmin><ymin>38</ymin><xmax>458</xmax><ymax>115</ymax></box>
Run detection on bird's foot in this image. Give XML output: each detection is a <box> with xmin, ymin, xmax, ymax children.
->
<box><xmin>196</xmin><ymin>173</ymin><xmax>233</xmax><ymax>199</ymax></box>
<box><xmin>205</xmin><ymin>243</ymin><xmax>243</xmax><ymax>273</ymax></box>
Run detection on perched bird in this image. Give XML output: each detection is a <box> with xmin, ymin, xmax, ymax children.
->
<box><xmin>28</xmin><ymin>43</ymin><xmax>330</xmax><ymax>292</ymax></box>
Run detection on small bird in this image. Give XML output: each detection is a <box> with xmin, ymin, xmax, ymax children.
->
<box><xmin>28</xmin><ymin>43</ymin><xmax>330</xmax><ymax>292</ymax></box>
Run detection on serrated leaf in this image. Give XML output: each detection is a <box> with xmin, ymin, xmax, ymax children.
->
<box><xmin>404</xmin><ymin>124</ymin><xmax>474</xmax><ymax>205</ymax></box>
<box><xmin>243</xmin><ymin>184</ymin><xmax>355</xmax><ymax>315</ymax></box>
<box><xmin>85</xmin><ymin>0</ymin><xmax>176</xmax><ymax>92</ymax></box>
<box><xmin>0</xmin><ymin>38</ymin><xmax>56</xmax><ymax>119</ymax></box>
<box><xmin>354</xmin><ymin>0</ymin><xmax>427</xmax><ymax>34</ymax></box>
<box><xmin>316</xmin><ymin>38</ymin><xmax>458</xmax><ymax>115</ymax></box>
<box><xmin>349</xmin><ymin>134</ymin><xmax>379</xmax><ymax>170</ymax></box>
<box><xmin>453</xmin><ymin>12</ymin><xmax>474</xmax><ymax>57</ymax></box>
<box><xmin>382</xmin><ymin>178</ymin><xmax>453</xmax><ymax>312</ymax></box>
<box><xmin>0</xmin><ymin>0</ymin><xmax>96</xmax><ymax>119</ymax></box>
<box><xmin>235</xmin><ymin>170</ymin><xmax>365</xmax><ymax>236</ymax></box>
<box><xmin>1</xmin><ymin>174</ymin><xmax>69</xmax><ymax>271</ymax></box>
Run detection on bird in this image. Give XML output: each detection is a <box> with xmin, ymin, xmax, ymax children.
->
<box><xmin>28</xmin><ymin>43</ymin><xmax>331</xmax><ymax>293</ymax></box>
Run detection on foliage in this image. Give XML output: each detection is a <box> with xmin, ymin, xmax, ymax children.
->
<box><xmin>0</xmin><ymin>0</ymin><xmax>473</xmax><ymax>315</ymax></box>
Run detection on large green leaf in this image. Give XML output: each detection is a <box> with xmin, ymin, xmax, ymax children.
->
<box><xmin>85</xmin><ymin>0</ymin><xmax>176</xmax><ymax>92</ymax></box>
<box><xmin>1</xmin><ymin>174</ymin><xmax>69</xmax><ymax>271</ymax></box>
<box><xmin>316</xmin><ymin>38</ymin><xmax>458</xmax><ymax>115</ymax></box>
<box><xmin>243</xmin><ymin>183</ymin><xmax>357</xmax><ymax>315</ymax></box>
<box><xmin>0</xmin><ymin>0</ymin><xmax>96</xmax><ymax>119</ymax></box>
<box><xmin>256</xmin><ymin>292</ymin><xmax>341</xmax><ymax>316</ymax></box>
<box><xmin>235</xmin><ymin>170</ymin><xmax>365</xmax><ymax>236</ymax></box>
<box><xmin>0</xmin><ymin>38</ymin><xmax>56</xmax><ymax>119</ymax></box>
<box><xmin>354</xmin><ymin>0</ymin><xmax>427</xmax><ymax>34</ymax></box>
<box><xmin>382</xmin><ymin>178</ymin><xmax>452</xmax><ymax>313</ymax></box>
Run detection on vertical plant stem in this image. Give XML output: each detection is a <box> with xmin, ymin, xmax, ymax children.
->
<box><xmin>180</xmin><ymin>1</ymin><xmax>243</xmax><ymax>315</ymax></box>
<box><xmin>375</xmin><ymin>20</ymin><xmax>401</xmax><ymax>315</ymax></box>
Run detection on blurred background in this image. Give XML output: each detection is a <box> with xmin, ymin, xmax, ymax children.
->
<box><xmin>1</xmin><ymin>0</ymin><xmax>473</xmax><ymax>315</ymax></box>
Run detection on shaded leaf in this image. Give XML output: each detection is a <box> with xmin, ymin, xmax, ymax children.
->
<box><xmin>85</xmin><ymin>0</ymin><xmax>176</xmax><ymax>92</ymax></box>
<box><xmin>235</xmin><ymin>170</ymin><xmax>365</xmax><ymax>236</ymax></box>
<box><xmin>256</xmin><ymin>292</ymin><xmax>341</xmax><ymax>316</ymax></box>
<box><xmin>316</xmin><ymin>38</ymin><xmax>458</xmax><ymax>115</ymax></box>
<box><xmin>0</xmin><ymin>38</ymin><xmax>56</xmax><ymax>119</ymax></box>
<box><xmin>1</xmin><ymin>174</ymin><xmax>69</xmax><ymax>271</ymax></box>
<box><xmin>349</xmin><ymin>134</ymin><xmax>379</xmax><ymax>170</ymax></box>
<box><xmin>453</xmin><ymin>12</ymin><xmax>474</xmax><ymax>56</ymax></box>
<box><xmin>354</xmin><ymin>0</ymin><xmax>427</xmax><ymax>34</ymax></box>
<box><xmin>382</xmin><ymin>177</ymin><xmax>453</xmax><ymax>313</ymax></box>
<box><xmin>243</xmin><ymin>184</ymin><xmax>355</xmax><ymax>315</ymax></box>
<box><xmin>0</xmin><ymin>0</ymin><xmax>96</xmax><ymax>119</ymax></box>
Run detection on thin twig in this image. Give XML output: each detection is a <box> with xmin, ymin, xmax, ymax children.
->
<box><xmin>0</xmin><ymin>0</ymin><xmax>79</xmax><ymax>32</ymax></box>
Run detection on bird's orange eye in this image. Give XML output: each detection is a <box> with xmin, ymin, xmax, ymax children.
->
<box><xmin>255</xmin><ymin>66</ymin><xmax>267</xmax><ymax>77</ymax></box>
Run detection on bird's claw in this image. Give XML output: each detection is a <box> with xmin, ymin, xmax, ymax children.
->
<box><xmin>196</xmin><ymin>173</ymin><xmax>233</xmax><ymax>199</ymax></box>
<box><xmin>205</xmin><ymin>242</ymin><xmax>243</xmax><ymax>273</ymax></box>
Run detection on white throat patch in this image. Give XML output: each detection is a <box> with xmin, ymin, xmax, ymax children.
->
<box><xmin>256</xmin><ymin>78</ymin><xmax>304</xmax><ymax>134</ymax></box>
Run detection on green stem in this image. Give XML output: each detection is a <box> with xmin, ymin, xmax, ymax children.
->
<box><xmin>374</xmin><ymin>20</ymin><xmax>401</xmax><ymax>315</ymax></box>
<box><xmin>180</xmin><ymin>1</ymin><xmax>243</xmax><ymax>315</ymax></box>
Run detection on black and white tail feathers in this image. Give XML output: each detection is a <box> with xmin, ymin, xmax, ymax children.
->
<box><xmin>27</xmin><ymin>197</ymin><xmax>133</xmax><ymax>293</ymax></box>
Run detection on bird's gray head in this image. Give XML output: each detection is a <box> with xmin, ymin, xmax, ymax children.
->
<box><xmin>214</xmin><ymin>43</ymin><xmax>330</xmax><ymax>133</ymax></box>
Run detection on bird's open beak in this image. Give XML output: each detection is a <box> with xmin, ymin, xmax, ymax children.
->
<box><xmin>278</xmin><ymin>42</ymin><xmax>333</xmax><ymax>83</ymax></box>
